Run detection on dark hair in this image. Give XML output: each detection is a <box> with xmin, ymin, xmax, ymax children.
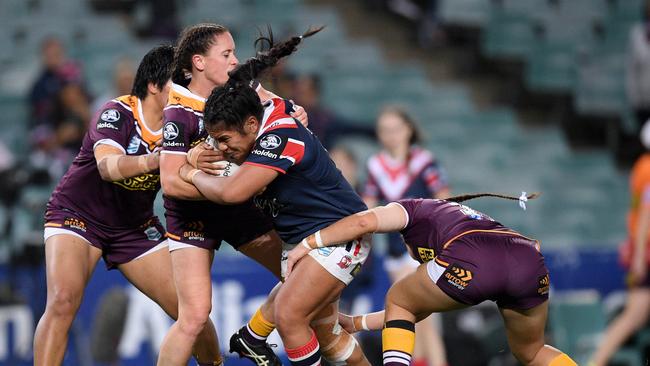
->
<box><xmin>172</xmin><ymin>23</ymin><xmax>229</xmax><ymax>87</ymax></box>
<box><xmin>447</xmin><ymin>192</ymin><xmax>540</xmax><ymax>203</ymax></box>
<box><xmin>131</xmin><ymin>45</ymin><xmax>175</xmax><ymax>99</ymax></box>
<box><xmin>378</xmin><ymin>105</ymin><xmax>422</xmax><ymax>145</ymax></box>
<box><xmin>204</xmin><ymin>26</ymin><xmax>323</xmax><ymax>133</ymax></box>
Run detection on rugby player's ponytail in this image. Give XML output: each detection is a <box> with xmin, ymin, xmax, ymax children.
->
<box><xmin>447</xmin><ymin>192</ymin><xmax>540</xmax><ymax>203</ymax></box>
<box><xmin>203</xmin><ymin>26</ymin><xmax>323</xmax><ymax>132</ymax></box>
<box><xmin>226</xmin><ymin>25</ymin><xmax>325</xmax><ymax>88</ymax></box>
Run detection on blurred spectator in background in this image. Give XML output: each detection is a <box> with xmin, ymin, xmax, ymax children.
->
<box><xmin>362</xmin><ymin>105</ymin><xmax>449</xmax><ymax>366</ymax></box>
<box><xmin>589</xmin><ymin>136</ymin><xmax>650</xmax><ymax>366</ymax></box>
<box><xmin>29</xmin><ymin>37</ymin><xmax>83</xmax><ymax>130</ymax></box>
<box><xmin>381</xmin><ymin>0</ymin><xmax>445</xmax><ymax>47</ymax></box>
<box><xmin>28</xmin><ymin>36</ymin><xmax>91</xmax><ymax>181</ymax></box>
<box><xmin>291</xmin><ymin>73</ymin><xmax>374</xmax><ymax>149</ymax></box>
<box><xmin>625</xmin><ymin>2</ymin><xmax>650</xmax><ymax>132</ymax></box>
<box><xmin>92</xmin><ymin>56</ymin><xmax>136</xmax><ymax>113</ymax></box>
<box><xmin>330</xmin><ymin>145</ymin><xmax>362</xmax><ymax>192</ymax></box>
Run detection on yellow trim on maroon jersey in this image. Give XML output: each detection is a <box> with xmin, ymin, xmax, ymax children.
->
<box><xmin>441</xmin><ymin>229</ymin><xmax>535</xmax><ymax>250</ymax></box>
<box><xmin>167</xmin><ymin>88</ymin><xmax>205</xmax><ymax>115</ymax></box>
<box><xmin>116</xmin><ymin>95</ymin><xmax>161</xmax><ymax>150</ymax></box>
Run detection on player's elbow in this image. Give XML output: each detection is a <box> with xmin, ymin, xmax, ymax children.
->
<box><xmin>160</xmin><ymin>175</ymin><xmax>185</xmax><ymax>199</ymax></box>
<box><xmin>96</xmin><ymin>161</ymin><xmax>120</xmax><ymax>182</ymax></box>
<box><xmin>356</xmin><ymin>212</ymin><xmax>377</xmax><ymax>233</ymax></box>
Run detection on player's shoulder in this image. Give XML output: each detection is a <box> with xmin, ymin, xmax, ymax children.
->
<box><xmin>165</xmin><ymin>83</ymin><xmax>205</xmax><ymax>115</ymax></box>
<box><xmin>95</xmin><ymin>95</ymin><xmax>136</xmax><ymax>131</ymax></box>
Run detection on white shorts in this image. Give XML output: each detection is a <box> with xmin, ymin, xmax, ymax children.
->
<box><xmin>281</xmin><ymin>234</ymin><xmax>372</xmax><ymax>285</ymax></box>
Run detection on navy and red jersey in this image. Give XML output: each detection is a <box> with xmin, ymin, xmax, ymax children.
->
<box><xmin>245</xmin><ymin>98</ymin><xmax>367</xmax><ymax>244</ymax></box>
<box><xmin>47</xmin><ymin>95</ymin><xmax>162</xmax><ymax>229</ymax></box>
<box><xmin>363</xmin><ymin>147</ymin><xmax>448</xmax><ymax>202</ymax></box>
<box><xmin>397</xmin><ymin>198</ymin><xmax>521</xmax><ymax>263</ymax></box>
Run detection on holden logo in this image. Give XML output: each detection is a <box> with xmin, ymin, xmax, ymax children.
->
<box><xmin>260</xmin><ymin>134</ymin><xmax>281</xmax><ymax>149</ymax></box>
<box><xmin>164</xmin><ymin>122</ymin><xmax>179</xmax><ymax>140</ymax></box>
<box><xmin>101</xmin><ymin>109</ymin><xmax>120</xmax><ymax>122</ymax></box>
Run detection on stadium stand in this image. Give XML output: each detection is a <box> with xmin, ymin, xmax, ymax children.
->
<box><xmin>0</xmin><ymin>0</ymin><xmax>644</xmax><ymax>364</ymax></box>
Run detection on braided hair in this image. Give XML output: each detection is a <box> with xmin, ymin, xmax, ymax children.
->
<box><xmin>446</xmin><ymin>192</ymin><xmax>540</xmax><ymax>203</ymax></box>
<box><xmin>204</xmin><ymin>26</ymin><xmax>324</xmax><ymax>133</ymax></box>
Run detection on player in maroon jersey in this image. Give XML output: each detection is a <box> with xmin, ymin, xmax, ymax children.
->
<box><xmin>34</xmin><ymin>45</ymin><xmax>222</xmax><ymax>366</ymax></box>
<box><xmin>286</xmin><ymin>194</ymin><xmax>577</xmax><ymax>366</ymax></box>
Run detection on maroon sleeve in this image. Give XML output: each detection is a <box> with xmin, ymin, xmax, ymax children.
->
<box><xmin>88</xmin><ymin>102</ymin><xmax>131</xmax><ymax>152</ymax></box>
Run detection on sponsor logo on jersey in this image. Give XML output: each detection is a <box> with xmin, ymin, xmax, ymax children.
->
<box><xmin>198</xmin><ymin>117</ymin><xmax>204</xmax><ymax>134</ymax></box>
<box><xmin>101</xmin><ymin>109</ymin><xmax>120</xmax><ymax>122</ymax></box>
<box><xmin>97</xmin><ymin>122</ymin><xmax>120</xmax><ymax>130</ymax></box>
<box><xmin>259</xmin><ymin>134</ymin><xmax>282</xmax><ymax>150</ymax></box>
<box><xmin>144</xmin><ymin>226</ymin><xmax>162</xmax><ymax>241</ymax></box>
<box><xmin>417</xmin><ymin>247</ymin><xmax>435</xmax><ymax>262</ymax></box>
<box><xmin>163</xmin><ymin>122</ymin><xmax>179</xmax><ymax>140</ymax></box>
<box><xmin>127</xmin><ymin>135</ymin><xmax>141</xmax><ymax>154</ymax></box>
<box><xmin>251</xmin><ymin>149</ymin><xmax>278</xmax><ymax>159</ymax></box>
<box><xmin>113</xmin><ymin>173</ymin><xmax>160</xmax><ymax>191</ymax></box>
<box><xmin>443</xmin><ymin>263</ymin><xmax>473</xmax><ymax>291</ymax></box>
<box><xmin>537</xmin><ymin>274</ymin><xmax>550</xmax><ymax>295</ymax></box>
<box><xmin>163</xmin><ymin>121</ymin><xmax>185</xmax><ymax>148</ymax></box>
<box><xmin>64</xmin><ymin>217</ymin><xmax>87</xmax><ymax>232</ymax></box>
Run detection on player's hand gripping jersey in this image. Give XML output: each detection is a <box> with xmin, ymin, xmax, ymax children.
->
<box><xmin>244</xmin><ymin>98</ymin><xmax>367</xmax><ymax>244</ymax></box>
<box><xmin>47</xmin><ymin>95</ymin><xmax>161</xmax><ymax>229</ymax></box>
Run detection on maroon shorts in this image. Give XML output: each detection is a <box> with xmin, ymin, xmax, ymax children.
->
<box><xmin>165</xmin><ymin>200</ymin><xmax>274</xmax><ymax>251</ymax></box>
<box><xmin>432</xmin><ymin>232</ymin><xmax>549</xmax><ymax>310</ymax></box>
<box><xmin>44</xmin><ymin>207</ymin><xmax>166</xmax><ymax>270</ymax></box>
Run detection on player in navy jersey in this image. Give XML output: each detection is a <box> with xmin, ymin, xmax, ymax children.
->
<box><xmin>177</xmin><ymin>28</ymin><xmax>373</xmax><ymax>366</ymax></box>
<box><xmin>285</xmin><ymin>194</ymin><xmax>578</xmax><ymax>366</ymax></box>
<box><xmin>156</xmin><ymin>23</ymin><xmax>315</xmax><ymax>366</ymax></box>
<box><xmin>34</xmin><ymin>46</ymin><xmax>222</xmax><ymax>366</ymax></box>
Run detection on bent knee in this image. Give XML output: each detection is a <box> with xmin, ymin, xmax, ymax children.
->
<box><xmin>47</xmin><ymin>288</ymin><xmax>83</xmax><ymax>317</ymax></box>
<box><xmin>274</xmin><ymin>304</ymin><xmax>308</xmax><ymax>331</ymax></box>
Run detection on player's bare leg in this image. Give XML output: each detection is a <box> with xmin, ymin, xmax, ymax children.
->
<box><xmin>157</xmin><ymin>247</ymin><xmax>214</xmax><ymax>366</ymax></box>
<box><xmin>500</xmin><ymin>302</ymin><xmax>576</xmax><ymax>366</ymax></box>
<box><xmin>274</xmin><ymin>255</ymin><xmax>346</xmax><ymax>364</ymax></box>
<box><xmin>388</xmin><ymin>263</ymin><xmax>447</xmax><ymax>366</ymax></box>
<box><xmin>589</xmin><ymin>287</ymin><xmax>650</xmax><ymax>366</ymax></box>
<box><xmin>120</xmin><ymin>247</ymin><xmax>221</xmax><ymax>365</ymax></box>
<box><xmin>33</xmin><ymin>234</ymin><xmax>102</xmax><ymax>366</ymax></box>
<box><xmin>382</xmin><ymin>264</ymin><xmax>465</xmax><ymax>366</ymax></box>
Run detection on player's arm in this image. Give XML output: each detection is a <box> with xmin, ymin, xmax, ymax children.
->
<box><xmin>339</xmin><ymin>311</ymin><xmax>385</xmax><ymax>333</ymax></box>
<box><xmin>95</xmin><ymin>144</ymin><xmax>159</xmax><ymax>181</ymax></box>
<box><xmin>285</xmin><ymin>203</ymin><xmax>409</xmax><ymax>277</ymax></box>
<box><xmin>179</xmin><ymin>162</ymin><xmax>278</xmax><ymax>204</ymax></box>
<box><xmin>160</xmin><ymin>152</ymin><xmax>206</xmax><ymax>200</ymax></box>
